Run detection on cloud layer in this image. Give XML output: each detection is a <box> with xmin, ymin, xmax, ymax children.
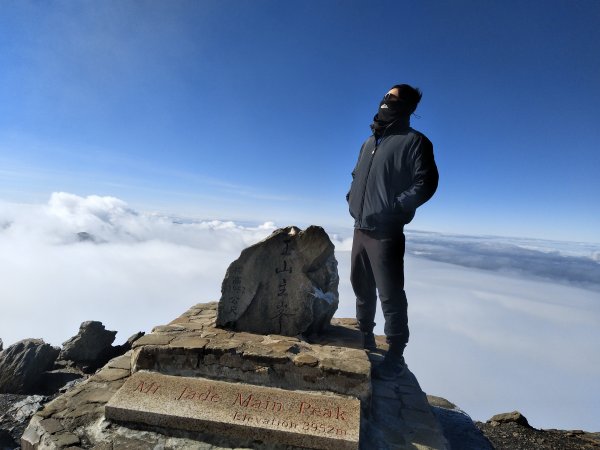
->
<box><xmin>403</xmin><ymin>230</ymin><xmax>600</xmax><ymax>290</ymax></box>
<box><xmin>0</xmin><ymin>193</ymin><xmax>277</xmax><ymax>348</ymax></box>
<box><xmin>1</xmin><ymin>193</ymin><xmax>599</xmax><ymax>431</ymax></box>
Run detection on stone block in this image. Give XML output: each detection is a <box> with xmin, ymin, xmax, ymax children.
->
<box><xmin>131</xmin><ymin>339</ymin><xmax>371</xmax><ymax>401</ymax></box>
<box><xmin>132</xmin><ymin>334</ymin><xmax>175</xmax><ymax>348</ymax></box>
<box><xmin>106</xmin><ymin>371</ymin><xmax>360</xmax><ymax>450</ymax></box>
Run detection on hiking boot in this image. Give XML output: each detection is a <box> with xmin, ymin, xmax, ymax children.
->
<box><xmin>372</xmin><ymin>354</ymin><xmax>406</xmax><ymax>380</ymax></box>
<box><xmin>372</xmin><ymin>340</ymin><xmax>406</xmax><ymax>380</ymax></box>
<box><xmin>361</xmin><ymin>331</ymin><xmax>377</xmax><ymax>351</ymax></box>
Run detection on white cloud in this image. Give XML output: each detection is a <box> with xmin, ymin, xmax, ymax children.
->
<box><xmin>0</xmin><ymin>193</ymin><xmax>277</xmax><ymax>348</ymax></box>
<box><xmin>1</xmin><ymin>193</ymin><xmax>599</xmax><ymax>431</ymax></box>
<box><xmin>1</xmin><ymin>192</ymin><xmax>276</xmax><ymax>248</ymax></box>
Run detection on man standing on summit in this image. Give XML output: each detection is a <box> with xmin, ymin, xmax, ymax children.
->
<box><xmin>347</xmin><ymin>84</ymin><xmax>438</xmax><ymax>380</ymax></box>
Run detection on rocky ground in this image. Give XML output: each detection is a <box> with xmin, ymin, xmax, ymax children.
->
<box><xmin>2</xmin><ymin>312</ymin><xmax>598</xmax><ymax>450</ymax></box>
<box><xmin>427</xmin><ymin>397</ymin><xmax>600</xmax><ymax>450</ymax></box>
<box><xmin>475</xmin><ymin>412</ymin><xmax>600</xmax><ymax>450</ymax></box>
<box><xmin>0</xmin><ymin>322</ymin><xmax>143</xmax><ymax>449</ymax></box>
<box><xmin>1</xmin><ymin>394</ymin><xmax>48</xmax><ymax>449</ymax></box>
<box><xmin>19</xmin><ymin>302</ymin><xmax>448</xmax><ymax>449</ymax></box>
<box><xmin>0</xmin><ymin>394</ymin><xmax>26</xmax><ymax>448</ymax></box>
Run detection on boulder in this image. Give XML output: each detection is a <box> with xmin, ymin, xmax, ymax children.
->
<box><xmin>217</xmin><ymin>225</ymin><xmax>339</xmax><ymax>336</ymax></box>
<box><xmin>0</xmin><ymin>339</ymin><xmax>59</xmax><ymax>394</ymax></box>
<box><xmin>488</xmin><ymin>411</ymin><xmax>531</xmax><ymax>428</ymax></box>
<box><xmin>59</xmin><ymin>321</ymin><xmax>116</xmax><ymax>367</ymax></box>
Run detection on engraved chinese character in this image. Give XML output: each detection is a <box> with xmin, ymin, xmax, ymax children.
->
<box><xmin>276</xmin><ymin>260</ymin><xmax>292</xmax><ymax>274</ymax></box>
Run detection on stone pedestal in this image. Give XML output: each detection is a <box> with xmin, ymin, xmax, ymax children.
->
<box><xmin>21</xmin><ymin>302</ymin><xmax>449</xmax><ymax>450</ymax></box>
<box><xmin>131</xmin><ymin>302</ymin><xmax>371</xmax><ymax>402</ymax></box>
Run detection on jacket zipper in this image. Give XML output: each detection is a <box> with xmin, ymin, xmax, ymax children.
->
<box><xmin>358</xmin><ymin>137</ymin><xmax>380</xmax><ymax>227</ymax></box>
<box><xmin>356</xmin><ymin>117</ymin><xmax>400</xmax><ymax>227</ymax></box>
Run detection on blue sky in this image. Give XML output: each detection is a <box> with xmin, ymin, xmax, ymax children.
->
<box><xmin>1</xmin><ymin>0</ymin><xmax>599</xmax><ymax>242</ymax></box>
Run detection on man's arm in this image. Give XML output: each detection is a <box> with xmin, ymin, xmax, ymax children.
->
<box><xmin>395</xmin><ymin>135</ymin><xmax>439</xmax><ymax>212</ymax></box>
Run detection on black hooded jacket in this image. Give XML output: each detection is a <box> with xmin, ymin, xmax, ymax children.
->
<box><xmin>347</xmin><ymin>122</ymin><xmax>438</xmax><ymax>232</ymax></box>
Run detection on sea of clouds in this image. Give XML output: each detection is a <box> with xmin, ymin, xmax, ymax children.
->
<box><xmin>1</xmin><ymin>192</ymin><xmax>599</xmax><ymax>431</ymax></box>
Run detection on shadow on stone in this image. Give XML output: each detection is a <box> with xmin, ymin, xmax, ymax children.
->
<box><xmin>430</xmin><ymin>404</ymin><xmax>494</xmax><ymax>450</ymax></box>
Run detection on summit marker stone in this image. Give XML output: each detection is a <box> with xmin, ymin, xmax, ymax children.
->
<box><xmin>106</xmin><ymin>371</ymin><xmax>360</xmax><ymax>450</ymax></box>
<box><xmin>217</xmin><ymin>225</ymin><xmax>339</xmax><ymax>336</ymax></box>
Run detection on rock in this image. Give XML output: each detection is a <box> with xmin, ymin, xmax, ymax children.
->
<box><xmin>0</xmin><ymin>393</ymin><xmax>27</xmax><ymax>448</ymax></box>
<box><xmin>3</xmin><ymin>394</ymin><xmax>46</xmax><ymax>422</ymax></box>
<box><xmin>59</xmin><ymin>321</ymin><xmax>117</xmax><ymax>369</ymax></box>
<box><xmin>0</xmin><ymin>339</ymin><xmax>59</xmax><ymax>394</ymax></box>
<box><xmin>114</xmin><ymin>331</ymin><xmax>146</xmax><ymax>356</ymax></box>
<box><xmin>58</xmin><ymin>377</ymin><xmax>87</xmax><ymax>394</ymax></box>
<box><xmin>0</xmin><ymin>429</ymin><xmax>16</xmax><ymax>449</ymax></box>
<box><xmin>217</xmin><ymin>225</ymin><xmax>339</xmax><ymax>336</ymax></box>
<box><xmin>99</xmin><ymin>331</ymin><xmax>145</xmax><ymax>364</ymax></box>
<box><xmin>427</xmin><ymin>395</ymin><xmax>458</xmax><ymax>410</ymax></box>
<box><xmin>477</xmin><ymin>420</ymin><xmax>600</xmax><ymax>449</ymax></box>
<box><xmin>488</xmin><ymin>411</ymin><xmax>531</xmax><ymax>428</ymax></box>
<box><xmin>39</xmin><ymin>368</ymin><xmax>85</xmax><ymax>395</ymax></box>
<box><xmin>0</xmin><ymin>338</ymin><xmax>3</xmax><ymax>352</ymax></box>
<box><xmin>430</xmin><ymin>405</ymin><xmax>494</xmax><ymax>450</ymax></box>
<box><xmin>76</xmin><ymin>231</ymin><xmax>95</xmax><ymax>242</ymax></box>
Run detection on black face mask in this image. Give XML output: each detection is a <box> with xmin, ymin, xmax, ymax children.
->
<box><xmin>370</xmin><ymin>96</ymin><xmax>411</xmax><ymax>137</ymax></box>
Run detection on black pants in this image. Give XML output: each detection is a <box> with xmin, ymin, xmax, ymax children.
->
<box><xmin>350</xmin><ymin>228</ymin><xmax>409</xmax><ymax>344</ymax></box>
